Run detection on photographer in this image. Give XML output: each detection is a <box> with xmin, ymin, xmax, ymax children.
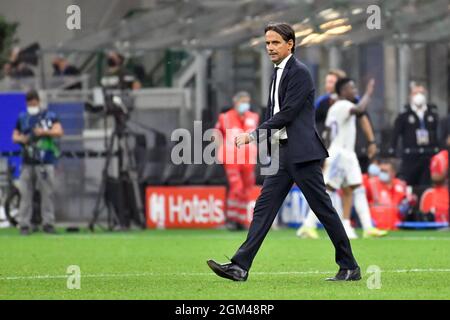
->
<box><xmin>101</xmin><ymin>51</ymin><xmax>142</xmax><ymax>90</ymax></box>
<box><xmin>12</xmin><ymin>90</ymin><xmax>64</xmax><ymax>235</ymax></box>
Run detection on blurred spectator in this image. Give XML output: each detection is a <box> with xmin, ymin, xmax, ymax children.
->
<box><xmin>420</xmin><ymin>150</ymin><xmax>449</xmax><ymax>223</ymax></box>
<box><xmin>214</xmin><ymin>91</ymin><xmax>259</xmax><ymax>230</ymax></box>
<box><xmin>8</xmin><ymin>47</ymin><xmax>34</xmax><ymax>78</ymax></box>
<box><xmin>51</xmin><ymin>54</ymin><xmax>82</xmax><ymax>89</ymax></box>
<box><xmin>364</xmin><ymin>159</ymin><xmax>413</xmax><ymax>230</ymax></box>
<box><xmin>315</xmin><ymin>69</ymin><xmax>347</xmax><ymax>136</ymax></box>
<box><xmin>390</xmin><ymin>84</ymin><xmax>440</xmax><ymax>188</ymax></box>
<box><xmin>12</xmin><ymin>90</ymin><xmax>64</xmax><ymax>235</ymax></box>
<box><xmin>51</xmin><ymin>55</ymin><xmax>80</xmax><ymax>76</ymax></box>
<box><xmin>101</xmin><ymin>51</ymin><xmax>142</xmax><ymax>90</ymax></box>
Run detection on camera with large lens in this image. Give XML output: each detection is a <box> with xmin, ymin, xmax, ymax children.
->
<box><xmin>86</xmin><ymin>87</ymin><xmax>134</xmax><ymax>121</ymax></box>
<box><xmin>104</xmin><ymin>92</ymin><xmax>134</xmax><ymax>118</ymax></box>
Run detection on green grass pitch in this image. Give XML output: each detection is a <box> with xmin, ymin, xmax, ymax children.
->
<box><xmin>0</xmin><ymin>228</ymin><xmax>449</xmax><ymax>299</ymax></box>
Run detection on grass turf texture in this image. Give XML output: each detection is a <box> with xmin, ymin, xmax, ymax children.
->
<box><xmin>0</xmin><ymin>228</ymin><xmax>449</xmax><ymax>299</ymax></box>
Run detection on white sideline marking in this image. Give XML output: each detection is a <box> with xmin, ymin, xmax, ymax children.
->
<box><xmin>1</xmin><ymin>268</ymin><xmax>450</xmax><ymax>281</ymax></box>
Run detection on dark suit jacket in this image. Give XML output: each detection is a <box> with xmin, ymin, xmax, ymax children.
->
<box><xmin>254</xmin><ymin>55</ymin><xmax>328</xmax><ymax>164</ymax></box>
<box><xmin>390</xmin><ymin>103</ymin><xmax>440</xmax><ymax>153</ymax></box>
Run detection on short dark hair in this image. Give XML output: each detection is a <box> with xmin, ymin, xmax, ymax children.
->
<box><xmin>264</xmin><ymin>22</ymin><xmax>296</xmax><ymax>53</ymax></box>
<box><xmin>26</xmin><ymin>90</ymin><xmax>40</xmax><ymax>102</ymax></box>
<box><xmin>335</xmin><ymin>78</ymin><xmax>353</xmax><ymax>95</ymax></box>
<box><xmin>379</xmin><ymin>158</ymin><xmax>398</xmax><ymax>172</ymax></box>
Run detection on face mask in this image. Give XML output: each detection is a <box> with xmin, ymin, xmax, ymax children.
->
<box><xmin>27</xmin><ymin>105</ymin><xmax>40</xmax><ymax>116</ymax></box>
<box><xmin>412</xmin><ymin>93</ymin><xmax>427</xmax><ymax>108</ymax></box>
<box><xmin>379</xmin><ymin>171</ymin><xmax>391</xmax><ymax>183</ymax></box>
<box><xmin>237</xmin><ymin>102</ymin><xmax>250</xmax><ymax>114</ymax></box>
<box><xmin>368</xmin><ymin>164</ymin><xmax>380</xmax><ymax>177</ymax></box>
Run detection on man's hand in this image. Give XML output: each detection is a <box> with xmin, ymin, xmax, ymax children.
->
<box><xmin>16</xmin><ymin>134</ymin><xmax>29</xmax><ymax>145</ymax></box>
<box><xmin>33</xmin><ymin>127</ymin><xmax>47</xmax><ymax>137</ymax></box>
<box><xmin>367</xmin><ymin>143</ymin><xmax>377</xmax><ymax>159</ymax></box>
<box><xmin>366</xmin><ymin>78</ymin><xmax>375</xmax><ymax>97</ymax></box>
<box><xmin>235</xmin><ymin>133</ymin><xmax>251</xmax><ymax>148</ymax></box>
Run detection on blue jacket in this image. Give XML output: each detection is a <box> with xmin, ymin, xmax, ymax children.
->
<box><xmin>253</xmin><ymin>55</ymin><xmax>329</xmax><ymax>163</ymax></box>
<box><xmin>16</xmin><ymin>110</ymin><xmax>60</xmax><ymax>165</ymax></box>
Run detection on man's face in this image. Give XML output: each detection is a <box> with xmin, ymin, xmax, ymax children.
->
<box><xmin>341</xmin><ymin>81</ymin><xmax>357</xmax><ymax>101</ymax></box>
<box><xmin>379</xmin><ymin>163</ymin><xmax>395</xmax><ymax>181</ymax></box>
<box><xmin>410</xmin><ymin>85</ymin><xmax>427</xmax><ymax>99</ymax></box>
<box><xmin>107</xmin><ymin>52</ymin><xmax>122</xmax><ymax>67</ymax></box>
<box><xmin>27</xmin><ymin>98</ymin><xmax>40</xmax><ymax>108</ymax></box>
<box><xmin>26</xmin><ymin>98</ymin><xmax>41</xmax><ymax>116</ymax></box>
<box><xmin>325</xmin><ymin>74</ymin><xmax>338</xmax><ymax>94</ymax></box>
<box><xmin>431</xmin><ymin>172</ymin><xmax>446</xmax><ymax>185</ymax></box>
<box><xmin>265</xmin><ymin>30</ymin><xmax>293</xmax><ymax>64</ymax></box>
<box><xmin>234</xmin><ymin>96</ymin><xmax>251</xmax><ymax>109</ymax></box>
<box><xmin>410</xmin><ymin>85</ymin><xmax>427</xmax><ymax>108</ymax></box>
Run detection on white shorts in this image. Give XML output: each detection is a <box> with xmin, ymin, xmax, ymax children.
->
<box><xmin>323</xmin><ymin>148</ymin><xmax>362</xmax><ymax>189</ymax></box>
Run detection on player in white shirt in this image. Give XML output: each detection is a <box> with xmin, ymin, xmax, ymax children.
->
<box><xmin>298</xmin><ymin>78</ymin><xmax>387</xmax><ymax>239</ymax></box>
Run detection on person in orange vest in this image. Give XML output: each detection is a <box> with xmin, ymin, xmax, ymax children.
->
<box><xmin>420</xmin><ymin>150</ymin><xmax>449</xmax><ymax>223</ymax></box>
<box><xmin>363</xmin><ymin>159</ymin><xmax>413</xmax><ymax>230</ymax></box>
<box><xmin>214</xmin><ymin>91</ymin><xmax>259</xmax><ymax>230</ymax></box>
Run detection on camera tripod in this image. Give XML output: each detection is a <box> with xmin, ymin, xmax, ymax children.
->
<box><xmin>88</xmin><ymin>112</ymin><xmax>145</xmax><ymax>231</ymax></box>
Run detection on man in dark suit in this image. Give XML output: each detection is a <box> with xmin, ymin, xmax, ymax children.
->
<box><xmin>207</xmin><ymin>22</ymin><xmax>360</xmax><ymax>282</ymax></box>
<box><xmin>390</xmin><ymin>84</ymin><xmax>441</xmax><ymax>188</ymax></box>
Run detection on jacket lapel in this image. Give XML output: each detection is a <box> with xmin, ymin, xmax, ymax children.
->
<box><xmin>278</xmin><ymin>55</ymin><xmax>295</xmax><ymax>108</ymax></box>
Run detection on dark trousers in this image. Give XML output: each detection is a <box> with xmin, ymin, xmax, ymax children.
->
<box><xmin>400</xmin><ymin>154</ymin><xmax>432</xmax><ymax>187</ymax></box>
<box><xmin>232</xmin><ymin>143</ymin><xmax>358</xmax><ymax>271</ymax></box>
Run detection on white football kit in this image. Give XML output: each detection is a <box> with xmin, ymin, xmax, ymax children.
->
<box><xmin>323</xmin><ymin>99</ymin><xmax>363</xmax><ymax>189</ymax></box>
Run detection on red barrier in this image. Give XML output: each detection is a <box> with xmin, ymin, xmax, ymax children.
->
<box><xmin>146</xmin><ymin>186</ymin><xmax>226</xmax><ymax>229</ymax></box>
<box><xmin>145</xmin><ymin>185</ymin><xmax>262</xmax><ymax>229</ymax></box>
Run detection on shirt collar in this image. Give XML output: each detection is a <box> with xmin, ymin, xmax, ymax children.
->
<box><xmin>411</xmin><ymin>103</ymin><xmax>427</xmax><ymax>115</ymax></box>
<box><xmin>274</xmin><ymin>53</ymin><xmax>292</xmax><ymax>69</ymax></box>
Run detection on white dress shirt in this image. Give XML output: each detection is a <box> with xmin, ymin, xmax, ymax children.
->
<box><xmin>271</xmin><ymin>53</ymin><xmax>292</xmax><ymax>140</ymax></box>
<box><xmin>411</xmin><ymin>103</ymin><xmax>428</xmax><ymax>122</ymax></box>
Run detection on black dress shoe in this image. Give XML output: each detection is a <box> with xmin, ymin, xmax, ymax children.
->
<box><xmin>326</xmin><ymin>267</ymin><xmax>361</xmax><ymax>281</ymax></box>
<box><xmin>207</xmin><ymin>259</ymin><xmax>248</xmax><ymax>281</ymax></box>
<box><xmin>20</xmin><ymin>227</ymin><xmax>31</xmax><ymax>236</ymax></box>
<box><xmin>43</xmin><ymin>225</ymin><xmax>57</xmax><ymax>234</ymax></box>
